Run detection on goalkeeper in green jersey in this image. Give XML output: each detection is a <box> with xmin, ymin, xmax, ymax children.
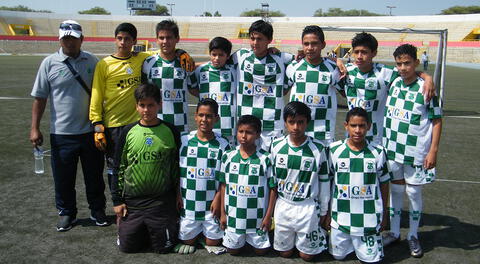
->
<box><xmin>111</xmin><ymin>83</ymin><xmax>181</xmax><ymax>253</ymax></box>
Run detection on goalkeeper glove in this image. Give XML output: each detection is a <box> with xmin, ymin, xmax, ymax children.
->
<box><xmin>176</xmin><ymin>49</ymin><xmax>195</xmax><ymax>72</ymax></box>
<box><xmin>94</xmin><ymin>123</ymin><xmax>107</xmax><ymax>152</ymax></box>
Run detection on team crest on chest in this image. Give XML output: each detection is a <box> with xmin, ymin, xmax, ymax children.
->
<box><xmin>126</xmin><ymin>67</ymin><xmax>133</xmax><ymax>75</ymax></box>
<box><xmin>319</xmin><ymin>73</ymin><xmax>330</xmax><ymax>84</ymax></box>
<box><xmin>145</xmin><ymin>136</ymin><xmax>153</xmax><ymax>146</ymax></box>
<box><xmin>208</xmin><ymin>149</ymin><xmax>219</xmax><ymax>159</ymax></box>
<box><xmin>249</xmin><ymin>164</ymin><xmax>260</xmax><ymax>176</ymax></box>
<box><xmin>365</xmin><ymin>78</ymin><xmax>378</xmax><ymax>90</ymax></box>
<box><xmin>175</xmin><ymin>68</ymin><xmax>185</xmax><ymax>79</ymax></box>
<box><xmin>301</xmin><ymin>158</ymin><xmax>314</xmax><ymax>171</ymax></box>
<box><xmin>364</xmin><ymin>159</ymin><xmax>376</xmax><ymax>173</ymax></box>
<box><xmin>266</xmin><ymin>63</ymin><xmax>277</xmax><ymax>74</ymax></box>
<box><xmin>221</xmin><ymin>71</ymin><xmax>231</xmax><ymax>81</ymax></box>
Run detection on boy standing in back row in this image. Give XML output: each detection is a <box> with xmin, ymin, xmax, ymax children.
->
<box><xmin>191</xmin><ymin>37</ymin><xmax>237</xmax><ymax>144</ymax></box>
<box><xmin>286</xmin><ymin>25</ymin><xmax>343</xmax><ymax>145</ymax></box>
<box><xmin>343</xmin><ymin>32</ymin><xmax>435</xmax><ymax>144</ymax></box>
<box><xmin>142</xmin><ymin>20</ymin><xmax>196</xmax><ymax>133</ymax></box>
<box><xmin>382</xmin><ymin>44</ymin><xmax>442</xmax><ymax>258</ymax></box>
<box><xmin>232</xmin><ymin>20</ymin><xmax>294</xmax><ymax>150</ymax></box>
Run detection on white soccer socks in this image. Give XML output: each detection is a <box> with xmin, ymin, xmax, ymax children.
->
<box><xmin>389</xmin><ymin>183</ymin><xmax>405</xmax><ymax>237</ymax></box>
<box><xmin>406</xmin><ymin>184</ymin><xmax>423</xmax><ymax>239</ymax></box>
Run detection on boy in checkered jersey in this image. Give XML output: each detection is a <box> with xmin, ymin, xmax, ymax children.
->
<box><xmin>177</xmin><ymin>98</ymin><xmax>230</xmax><ymax>254</ymax></box>
<box><xmin>382</xmin><ymin>44</ymin><xmax>442</xmax><ymax>258</ymax></box>
<box><xmin>286</xmin><ymin>25</ymin><xmax>344</xmax><ymax>145</ymax></box>
<box><xmin>190</xmin><ymin>37</ymin><xmax>237</xmax><ymax>144</ymax></box>
<box><xmin>142</xmin><ymin>20</ymin><xmax>196</xmax><ymax>133</ymax></box>
<box><xmin>270</xmin><ymin>101</ymin><xmax>330</xmax><ymax>261</ymax></box>
<box><xmin>343</xmin><ymin>32</ymin><xmax>435</xmax><ymax>144</ymax></box>
<box><xmin>231</xmin><ymin>20</ymin><xmax>295</xmax><ymax>151</ymax></box>
<box><xmin>218</xmin><ymin>115</ymin><xmax>277</xmax><ymax>255</ymax></box>
<box><xmin>328</xmin><ymin>107</ymin><xmax>391</xmax><ymax>263</ymax></box>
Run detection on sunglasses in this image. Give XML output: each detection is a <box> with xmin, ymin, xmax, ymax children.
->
<box><xmin>59</xmin><ymin>23</ymin><xmax>82</xmax><ymax>31</ymax></box>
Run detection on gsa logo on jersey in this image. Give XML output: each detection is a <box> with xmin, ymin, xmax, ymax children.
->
<box><xmin>163</xmin><ymin>89</ymin><xmax>184</xmax><ymax>102</ymax></box>
<box><xmin>145</xmin><ymin>136</ymin><xmax>153</xmax><ymax>146</ymax></box>
<box><xmin>187</xmin><ymin>167</ymin><xmax>215</xmax><ymax>179</ymax></box>
<box><xmin>202</xmin><ymin>93</ymin><xmax>231</xmax><ymax>105</ymax></box>
<box><xmin>348</xmin><ymin>98</ymin><xmax>374</xmax><ymax>111</ymax></box>
<box><xmin>337</xmin><ymin>184</ymin><xmax>374</xmax><ymax>200</ymax></box>
<box><xmin>229</xmin><ymin>184</ymin><xmax>257</xmax><ymax>197</ymax></box>
<box><xmin>277</xmin><ymin>180</ymin><xmax>307</xmax><ymax>197</ymax></box>
<box><xmin>293</xmin><ymin>94</ymin><xmax>328</xmax><ymax>108</ymax></box>
<box><xmin>385</xmin><ymin>106</ymin><xmax>412</xmax><ymax>123</ymax></box>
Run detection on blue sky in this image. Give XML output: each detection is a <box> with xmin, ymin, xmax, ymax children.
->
<box><xmin>2</xmin><ymin>0</ymin><xmax>478</xmax><ymax>16</ymax></box>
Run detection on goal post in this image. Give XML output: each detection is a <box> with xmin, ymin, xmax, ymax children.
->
<box><xmin>321</xmin><ymin>26</ymin><xmax>448</xmax><ymax>108</ymax></box>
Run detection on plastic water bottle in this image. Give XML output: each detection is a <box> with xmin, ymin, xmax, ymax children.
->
<box><xmin>34</xmin><ymin>147</ymin><xmax>45</xmax><ymax>174</ymax></box>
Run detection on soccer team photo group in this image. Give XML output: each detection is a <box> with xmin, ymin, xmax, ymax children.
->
<box><xmin>27</xmin><ymin>14</ymin><xmax>447</xmax><ymax>263</ymax></box>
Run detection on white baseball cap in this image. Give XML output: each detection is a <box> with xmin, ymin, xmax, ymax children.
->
<box><xmin>59</xmin><ymin>20</ymin><xmax>82</xmax><ymax>39</ymax></box>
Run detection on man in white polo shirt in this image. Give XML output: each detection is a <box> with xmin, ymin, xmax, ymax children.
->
<box><xmin>30</xmin><ymin>20</ymin><xmax>109</xmax><ymax>232</ymax></box>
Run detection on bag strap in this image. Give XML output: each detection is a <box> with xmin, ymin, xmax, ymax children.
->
<box><xmin>63</xmin><ymin>59</ymin><xmax>91</xmax><ymax>97</ymax></box>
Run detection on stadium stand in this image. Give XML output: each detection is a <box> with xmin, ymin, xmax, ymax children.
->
<box><xmin>0</xmin><ymin>10</ymin><xmax>479</xmax><ymax>62</ymax></box>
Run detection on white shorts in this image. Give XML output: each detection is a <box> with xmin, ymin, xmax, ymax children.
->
<box><xmin>222</xmin><ymin>229</ymin><xmax>271</xmax><ymax>249</ymax></box>
<box><xmin>329</xmin><ymin>228</ymin><xmax>383</xmax><ymax>263</ymax></box>
<box><xmin>257</xmin><ymin>130</ymin><xmax>283</xmax><ymax>151</ymax></box>
<box><xmin>178</xmin><ymin>217</ymin><xmax>223</xmax><ymax>241</ymax></box>
<box><xmin>273</xmin><ymin>198</ymin><xmax>327</xmax><ymax>255</ymax></box>
<box><xmin>389</xmin><ymin>160</ymin><xmax>436</xmax><ymax>185</ymax></box>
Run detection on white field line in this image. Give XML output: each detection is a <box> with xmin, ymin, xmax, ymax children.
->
<box><xmin>0</xmin><ymin>96</ymin><xmax>30</xmax><ymax>100</ymax></box>
<box><xmin>436</xmin><ymin>179</ymin><xmax>480</xmax><ymax>184</ymax></box>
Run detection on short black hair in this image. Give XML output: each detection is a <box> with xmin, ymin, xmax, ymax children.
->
<box><xmin>115</xmin><ymin>22</ymin><xmax>137</xmax><ymax>40</ymax></box>
<box><xmin>351</xmin><ymin>32</ymin><xmax>378</xmax><ymax>52</ymax></box>
<box><xmin>283</xmin><ymin>101</ymin><xmax>312</xmax><ymax>123</ymax></box>
<box><xmin>209</xmin><ymin>37</ymin><xmax>232</xmax><ymax>56</ymax></box>
<box><xmin>345</xmin><ymin>107</ymin><xmax>370</xmax><ymax>124</ymax></box>
<box><xmin>302</xmin><ymin>25</ymin><xmax>325</xmax><ymax>42</ymax></box>
<box><xmin>237</xmin><ymin>115</ymin><xmax>262</xmax><ymax>134</ymax></box>
<box><xmin>134</xmin><ymin>83</ymin><xmax>161</xmax><ymax>103</ymax></box>
<box><xmin>196</xmin><ymin>98</ymin><xmax>219</xmax><ymax>115</ymax></box>
<box><xmin>156</xmin><ymin>20</ymin><xmax>179</xmax><ymax>38</ymax></box>
<box><xmin>249</xmin><ymin>20</ymin><xmax>273</xmax><ymax>40</ymax></box>
<box><xmin>393</xmin><ymin>44</ymin><xmax>418</xmax><ymax>60</ymax></box>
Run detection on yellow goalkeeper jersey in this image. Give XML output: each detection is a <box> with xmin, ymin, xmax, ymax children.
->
<box><xmin>90</xmin><ymin>51</ymin><xmax>156</xmax><ymax>128</ymax></box>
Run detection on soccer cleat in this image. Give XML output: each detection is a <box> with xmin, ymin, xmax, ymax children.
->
<box><xmin>408</xmin><ymin>236</ymin><xmax>423</xmax><ymax>258</ymax></box>
<box><xmin>173</xmin><ymin>243</ymin><xmax>196</xmax><ymax>254</ymax></box>
<box><xmin>90</xmin><ymin>210</ymin><xmax>110</xmax><ymax>226</ymax></box>
<box><xmin>382</xmin><ymin>232</ymin><xmax>400</xmax><ymax>247</ymax></box>
<box><xmin>56</xmin><ymin>215</ymin><xmax>77</xmax><ymax>232</ymax></box>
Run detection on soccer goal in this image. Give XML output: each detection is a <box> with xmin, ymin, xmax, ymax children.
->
<box><xmin>322</xmin><ymin>26</ymin><xmax>448</xmax><ymax>107</ymax></box>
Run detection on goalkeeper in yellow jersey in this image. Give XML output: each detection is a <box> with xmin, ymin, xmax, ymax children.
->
<box><xmin>90</xmin><ymin>22</ymin><xmax>195</xmax><ymax>190</ymax></box>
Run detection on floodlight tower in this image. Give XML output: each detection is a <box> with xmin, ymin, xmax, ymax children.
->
<box><xmin>261</xmin><ymin>3</ymin><xmax>270</xmax><ymax>21</ymax></box>
<box><xmin>167</xmin><ymin>3</ymin><xmax>175</xmax><ymax>16</ymax></box>
<box><xmin>386</xmin><ymin>6</ymin><xmax>396</xmax><ymax>16</ymax></box>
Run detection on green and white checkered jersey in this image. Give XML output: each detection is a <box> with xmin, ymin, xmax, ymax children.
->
<box><xmin>328</xmin><ymin>140</ymin><xmax>391</xmax><ymax>236</ymax></box>
<box><xmin>218</xmin><ymin>147</ymin><xmax>275</xmax><ymax>234</ymax></box>
<box><xmin>344</xmin><ymin>63</ymin><xmax>398</xmax><ymax>142</ymax></box>
<box><xmin>270</xmin><ymin>136</ymin><xmax>330</xmax><ymax>212</ymax></box>
<box><xmin>232</xmin><ymin>48</ymin><xmax>294</xmax><ymax>131</ymax></box>
<box><xmin>180</xmin><ymin>131</ymin><xmax>230</xmax><ymax>220</ymax></box>
<box><xmin>142</xmin><ymin>54</ymin><xmax>195</xmax><ymax>132</ymax></box>
<box><xmin>192</xmin><ymin>62</ymin><xmax>237</xmax><ymax>136</ymax></box>
<box><xmin>286</xmin><ymin>59</ymin><xmax>343</xmax><ymax>141</ymax></box>
<box><xmin>383</xmin><ymin>77</ymin><xmax>442</xmax><ymax>166</ymax></box>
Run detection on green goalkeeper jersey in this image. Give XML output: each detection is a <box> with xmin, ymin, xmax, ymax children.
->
<box><xmin>111</xmin><ymin>120</ymin><xmax>180</xmax><ymax>208</ymax></box>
